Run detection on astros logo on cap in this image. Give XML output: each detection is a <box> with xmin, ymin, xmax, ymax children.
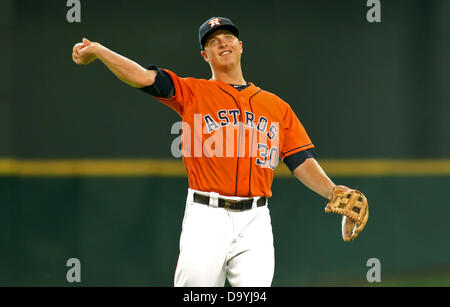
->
<box><xmin>208</xmin><ymin>18</ymin><xmax>221</xmax><ymax>28</ymax></box>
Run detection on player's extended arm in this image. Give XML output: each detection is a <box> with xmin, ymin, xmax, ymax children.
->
<box><xmin>292</xmin><ymin>158</ymin><xmax>335</xmax><ymax>200</ymax></box>
<box><xmin>72</xmin><ymin>38</ymin><xmax>156</xmax><ymax>88</ymax></box>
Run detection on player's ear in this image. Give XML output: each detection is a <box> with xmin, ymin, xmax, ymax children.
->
<box><xmin>201</xmin><ymin>50</ymin><xmax>209</xmax><ymax>63</ymax></box>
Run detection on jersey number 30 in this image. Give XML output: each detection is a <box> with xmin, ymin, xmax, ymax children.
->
<box><xmin>255</xmin><ymin>144</ymin><xmax>279</xmax><ymax>170</ymax></box>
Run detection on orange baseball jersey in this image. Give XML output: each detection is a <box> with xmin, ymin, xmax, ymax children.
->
<box><xmin>146</xmin><ymin>69</ymin><xmax>315</xmax><ymax>198</ymax></box>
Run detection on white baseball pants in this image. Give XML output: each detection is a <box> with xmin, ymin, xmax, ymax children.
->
<box><xmin>174</xmin><ymin>189</ymin><xmax>275</xmax><ymax>287</ymax></box>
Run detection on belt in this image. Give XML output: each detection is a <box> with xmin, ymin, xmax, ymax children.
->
<box><xmin>193</xmin><ymin>192</ymin><xmax>267</xmax><ymax>211</ymax></box>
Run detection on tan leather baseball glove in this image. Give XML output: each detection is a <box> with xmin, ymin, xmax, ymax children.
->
<box><xmin>325</xmin><ymin>185</ymin><xmax>369</xmax><ymax>242</ymax></box>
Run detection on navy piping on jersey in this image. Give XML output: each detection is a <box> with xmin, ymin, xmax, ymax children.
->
<box><xmin>283</xmin><ymin>144</ymin><xmax>314</xmax><ymax>157</ymax></box>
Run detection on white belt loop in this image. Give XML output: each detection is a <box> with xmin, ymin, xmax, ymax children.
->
<box><xmin>252</xmin><ymin>197</ymin><xmax>258</xmax><ymax>209</ymax></box>
<box><xmin>187</xmin><ymin>188</ymin><xmax>194</xmax><ymax>204</ymax></box>
<box><xmin>209</xmin><ymin>192</ymin><xmax>219</xmax><ymax>208</ymax></box>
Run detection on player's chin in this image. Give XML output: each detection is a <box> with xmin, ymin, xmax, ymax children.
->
<box><xmin>215</xmin><ymin>57</ymin><xmax>238</xmax><ymax>69</ymax></box>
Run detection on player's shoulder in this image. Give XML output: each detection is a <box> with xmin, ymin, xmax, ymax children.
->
<box><xmin>163</xmin><ymin>69</ymin><xmax>214</xmax><ymax>92</ymax></box>
<box><xmin>256</xmin><ymin>87</ymin><xmax>291</xmax><ymax>109</ymax></box>
<box><xmin>258</xmin><ymin>88</ymin><xmax>282</xmax><ymax>100</ymax></box>
<box><xmin>162</xmin><ymin>69</ymin><xmax>200</xmax><ymax>82</ymax></box>
<box><xmin>171</xmin><ymin>72</ymin><xmax>214</xmax><ymax>88</ymax></box>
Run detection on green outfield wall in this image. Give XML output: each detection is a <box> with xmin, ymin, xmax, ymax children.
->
<box><xmin>1</xmin><ymin>175</ymin><xmax>449</xmax><ymax>286</ymax></box>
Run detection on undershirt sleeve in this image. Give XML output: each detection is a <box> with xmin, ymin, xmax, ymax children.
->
<box><xmin>283</xmin><ymin>148</ymin><xmax>318</xmax><ymax>173</ymax></box>
<box><xmin>138</xmin><ymin>65</ymin><xmax>175</xmax><ymax>98</ymax></box>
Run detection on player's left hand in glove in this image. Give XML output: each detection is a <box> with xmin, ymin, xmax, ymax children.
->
<box><xmin>325</xmin><ymin>185</ymin><xmax>369</xmax><ymax>242</ymax></box>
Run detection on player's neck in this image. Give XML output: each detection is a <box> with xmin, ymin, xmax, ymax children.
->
<box><xmin>210</xmin><ymin>66</ymin><xmax>246</xmax><ymax>86</ymax></box>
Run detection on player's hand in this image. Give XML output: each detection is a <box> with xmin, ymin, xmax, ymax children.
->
<box><xmin>72</xmin><ymin>38</ymin><xmax>100</xmax><ymax>65</ymax></box>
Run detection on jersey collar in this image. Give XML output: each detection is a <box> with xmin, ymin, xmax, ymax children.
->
<box><xmin>214</xmin><ymin>80</ymin><xmax>261</xmax><ymax>98</ymax></box>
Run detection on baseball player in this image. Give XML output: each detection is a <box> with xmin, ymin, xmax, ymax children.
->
<box><xmin>72</xmin><ymin>17</ymin><xmax>366</xmax><ymax>287</ymax></box>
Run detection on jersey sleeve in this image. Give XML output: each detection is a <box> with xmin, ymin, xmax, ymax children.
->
<box><xmin>280</xmin><ymin>103</ymin><xmax>315</xmax><ymax>161</ymax></box>
<box><xmin>140</xmin><ymin>67</ymin><xmax>194</xmax><ymax>117</ymax></box>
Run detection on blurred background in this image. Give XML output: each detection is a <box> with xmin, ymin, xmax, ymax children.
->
<box><xmin>0</xmin><ymin>0</ymin><xmax>449</xmax><ymax>286</ymax></box>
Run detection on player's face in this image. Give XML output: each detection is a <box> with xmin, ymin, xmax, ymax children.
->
<box><xmin>201</xmin><ymin>30</ymin><xmax>243</xmax><ymax>69</ymax></box>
